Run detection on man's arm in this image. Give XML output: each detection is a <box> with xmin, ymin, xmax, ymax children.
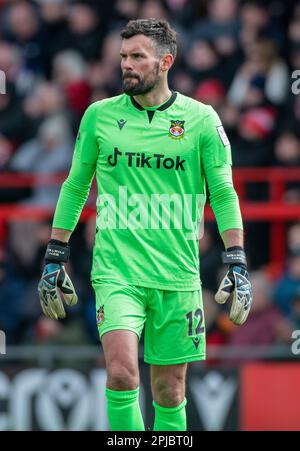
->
<box><xmin>38</xmin><ymin>102</ymin><xmax>99</xmax><ymax>320</ymax></box>
<box><xmin>200</xmin><ymin>105</ymin><xmax>243</xmax><ymax>242</ymax></box>
<box><xmin>221</xmin><ymin>229</ymin><xmax>244</xmax><ymax>249</ymax></box>
<box><xmin>200</xmin><ymin>105</ymin><xmax>252</xmax><ymax>325</ymax></box>
<box><xmin>51</xmin><ymin>228</ymin><xmax>72</xmax><ymax>243</ymax></box>
<box><xmin>51</xmin><ymin>102</ymin><xmax>99</xmax><ymax>233</ymax></box>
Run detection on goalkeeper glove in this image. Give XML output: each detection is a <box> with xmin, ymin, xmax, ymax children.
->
<box><xmin>38</xmin><ymin>240</ymin><xmax>78</xmax><ymax>320</ymax></box>
<box><xmin>215</xmin><ymin>246</ymin><xmax>252</xmax><ymax>325</ymax></box>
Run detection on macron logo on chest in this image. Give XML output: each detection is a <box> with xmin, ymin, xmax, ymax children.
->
<box><xmin>117</xmin><ymin>119</ymin><xmax>127</xmax><ymax>130</ymax></box>
<box><xmin>107</xmin><ymin>147</ymin><xmax>186</xmax><ymax>171</ymax></box>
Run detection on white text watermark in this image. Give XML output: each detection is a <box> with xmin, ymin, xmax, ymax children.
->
<box><xmin>0</xmin><ymin>330</ymin><xmax>6</xmax><ymax>355</ymax></box>
<box><xmin>0</xmin><ymin>70</ymin><xmax>6</xmax><ymax>94</ymax></box>
<box><xmin>291</xmin><ymin>330</ymin><xmax>300</xmax><ymax>355</ymax></box>
<box><xmin>96</xmin><ymin>187</ymin><xmax>206</xmax><ymax>240</ymax></box>
<box><xmin>291</xmin><ymin>70</ymin><xmax>300</xmax><ymax>95</ymax></box>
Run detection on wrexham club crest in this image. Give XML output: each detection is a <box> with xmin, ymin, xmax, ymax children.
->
<box><xmin>169</xmin><ymin>120</ymin><xmax>185</xmax><ymax>140</ymax></box>
<box><xmin>97</xmin><ymin>305</ymin><xmax>105</xmax><ymax>326</ymax></box>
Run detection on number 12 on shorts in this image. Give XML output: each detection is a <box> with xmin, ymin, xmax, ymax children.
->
<box><xmin>186</xmin><ymin>309</ymin><xmax>205</xmax><ymax>337</ymax></box>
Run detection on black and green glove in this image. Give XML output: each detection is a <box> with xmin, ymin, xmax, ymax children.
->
<box><xmin>38</xmin><ymin>240</ymin><xmax>78</xmax><ymax>320</ymax></box>
<box><xmin>215</xmin><ymin>246</ymin><xmax>253</xmax><ymax>325</ymax></box>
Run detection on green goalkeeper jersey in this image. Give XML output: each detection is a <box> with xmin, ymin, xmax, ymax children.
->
<box><xmin>53</xmin><ymin>91</ymin><xmax>243</xmax><ymax>290</ymax></box>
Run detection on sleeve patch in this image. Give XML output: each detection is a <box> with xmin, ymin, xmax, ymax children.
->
<box><xmin>216</xmin><ymin>125</ymin><xmax>230</xmax><ymax>147</ymax></box>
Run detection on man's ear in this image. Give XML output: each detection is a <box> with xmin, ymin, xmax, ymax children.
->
<box><xmin>160</xmin><ymin>54</ymin><xmax>174</xmax><ymax>72</ymax></box>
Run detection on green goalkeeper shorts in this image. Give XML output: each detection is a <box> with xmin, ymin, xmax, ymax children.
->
<box><xmin>93</xmin><ymin>281</ymin><xmax>206</xmax><ymax>365</ymax></box>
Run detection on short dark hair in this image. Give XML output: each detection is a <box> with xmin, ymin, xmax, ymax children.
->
<box><xmin>120</xmin><ymin>18</ymin><xmax>177</xmax><ymax>59</ymax></box>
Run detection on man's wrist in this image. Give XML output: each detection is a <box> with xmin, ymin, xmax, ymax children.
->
<box><xmin>226</xmin><ymin>246</ymin><xmax>244</xmax><ymax>252</ymax></box>
<box><xmin>45</xmin><ymin>239</ymin><xmax>70</xmax><ymax>264</ymax></box>
<box><xmin>222</xmin><ymin>246</ymin><xmax>247</xmax><ymax>267</ymax></box>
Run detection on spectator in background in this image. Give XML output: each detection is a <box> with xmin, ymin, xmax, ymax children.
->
<box><xmin>0</xmin><ymin>40</ymin><xmax>41</xmax><ymax>98</ymax></box>
<box><xmin>52</xmin><ymin>50</ymin><xmax>91</xmax><ymax>120</ymax></box>
<box><xmin>242</xmin><ymin>74</ymin><xmax>268</xmax><ymax>108</ymax></box>
<box><xmin>274</xmin><ymin>223</ymin><xmax>300</xmax><ymax>317</ymax></box>
<box><xmin>289</xmin><ymin>288</ymin><xmax>300</xmax><ymax>331</ymax></box>
<box><xmin>274</xmin><ymin>129</ymin><xmax>300</xmax><ymax>166</ymax></box>
<box><xmin>9</xmin><ymin>114</ymin><xmax>73</xmax><ymax>206</ymax></box>
<box><xmin>185</xmin><ymin>39</ymin><xmax>222</xmax><ymax>84</ymax></box>
<box><xmin>190</xmin><ymin>0</ymin><xmax>241</xmax><ymax>87</ymax></box>
<box><xmin>67</xmin><ymin>2</ymin><xmax>104</xmax><ymax>62</ymax></box>
<box><xmin>287</xmin><ymin>222</ymin><xmax>300</xmax><ymax>250</ymax></box>
<box><xmin>215</xmin><ymin>72</ymin><xmax>274</xmax><ymax>140</ymax></box>
<box><xmin>0</xmin><ymin>82</ymin><xmax>34</xmax><ymax>149</ymax></box>
<box><xmin>0</xmin><ymin>246</ymin><xmax>26</xmax><ymax>344</ymax></box>
<box><xmin>22</xmin><ymin>80</ymin><xmax>73</xmax><ymax>152</ymax></box>
<box><xmin>5</xmin><ymin>221</ymin><xmax>52</xmax><ymax>343</ymax></box>
<box><xmin>8</xmin><ymin>81</ymin><xmax>73</xmax><ymax>209</ymax></box>
<box><xmin>288</xmin><ymin>3</ymin><xmax>300</xmax><ymax>48</ymax></box>
<box><xmin>191</xmin><ymin>0</ymin><xmax>239</xmax><ymax>43</ymax></box>
<box><xmin>225</xmin><ymin>271</ymin><xmax>292</xmax><ymax>358</ymax></box>
<box><xmin>137</xmin><ymin>0</ymin><xmax>188</xmax><ymax>54</ymax></box>
<box><xmin>165</xmin><ymin>0</ymin><xmax>198</xmax><ymax>30</ymax></box>
<box><xmin>100</xmin><ymin>30</ymin><xmax>126</xmax><ymax>70</ymax></box>
<box><xmin>228</xmin><ymin>38</ymin><xmax>289</xmax><ymax>107</ymax></box>
<box><xmin>5</xmin><ymin>219</ymin><xmax>89</xmax><ymax>345</ymax></box>
<box><xmin>0</xmin><ymin>134</ymin><xmax>13</xmax><ymax>172</ymax></box>
<box><xmin>238</xmin><ymin>0</ymin><xmax>283</xmax><ymax>50</ymax></box>
<box><xmin>193</xmin><ymin>79</ymin><xmax>225</xmax><ymax>111</ymax></box>
<box><xmin>38</xmin><ymin>0</ymin><xmax>72</xmax><ymax>78</ymax></box>
<box><xmin>23</xmin><ymin>81</ymin><xmax>68</xmax><ymax>126</ymax></box>
<box><xmin>274</xmin><ymin>249</ymin><xmax>300</xmax><ymax>318</ymax></box>
<box><xmin>282</xmin><ymin>42</ymin><xmax>300</xmax><ymax>130</ymax></box>
<box><xmin>111</xmin><ymin>0</ymin><xmax>140</xmax><ymax>30</ymax></box>
<box><xmin>274</xmin><ymin>129</ymin><xmax>300</xmax><ymax>203</ymax></box>
<box><xmin>231</xmin><ymin>105</ymin><xmax>276</xmax><ymax>168</ymax></box>
<box><xmin>85</xmin><ymin>33</ymin><xmax>122</xmax><ymax>100</ymax></box>
<box><xmin>138</xmin><ymin>0</ymin><xmax>169</xmax><ymax>21</ymax></box>
<box><xmin>2</xmin><ymin>1</ymin><xmax>45</xmax><ymax>73</ymax></box>
<box><xmin>0</xmin><ymin>82</ymin><xmax>36</xmax><ymax>201</ymax></box>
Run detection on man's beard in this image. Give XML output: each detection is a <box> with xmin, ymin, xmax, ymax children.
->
<box><xmin>122</xmin><ymin>63</ymin><xmax>160</xmax><ymax>96</ymax></box>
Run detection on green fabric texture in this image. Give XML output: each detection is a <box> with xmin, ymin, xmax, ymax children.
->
<box><xmin>53</xmin><ymin>92</ymin><xmax>243</xmax><ymax>290</ymax></box>
<box><xmin>106</xmin><ymin>387</ymin><xmax>145</xmax><ymax>431</ymax></box>
<box><xmin>94</xmin><ymin>282</ymin><xmax>206</xmax><ymax>364</ymax></box>
<box><xmin>153</xmin><ymin>398</ymin><xmax>187</xmax><ymax>431</ymax></box>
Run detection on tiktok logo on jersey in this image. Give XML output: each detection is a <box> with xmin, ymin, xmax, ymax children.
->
<box><xmin>108</xmin><ymin>147</ymin><xmax>186</xmax><ymax>171</ymax></box>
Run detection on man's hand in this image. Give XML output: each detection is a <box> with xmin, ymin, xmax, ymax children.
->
<box><xmin>38</xmin><ymin>240</ymin><xmax>78</xmax><ymax>320</ymax></box>
<box><xmin>215</xmin><ymin>247</ymin><xmax>252</xmax><ymax>325</ymax></box>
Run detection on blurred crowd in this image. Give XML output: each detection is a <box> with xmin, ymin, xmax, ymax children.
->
<box><xmin>0</xmin><ymin>0</ymin><xmax>300</xmax><ymax>361</ymax></box>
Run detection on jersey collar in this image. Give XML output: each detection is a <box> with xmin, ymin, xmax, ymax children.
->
<box><xmin>130</xmin><ymin>91</ymin><xmax>177</xmax><ymax>112</ymax></box>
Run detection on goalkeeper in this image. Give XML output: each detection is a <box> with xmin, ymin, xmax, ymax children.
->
<box><xmin>38</xmin><ymin>18</ymin><xmax>252</xmax><ymax>431</ymax></box>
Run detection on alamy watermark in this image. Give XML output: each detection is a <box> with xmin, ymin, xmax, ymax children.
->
<box><xmin>0</xmin><ymin>330</ymin><xmax>6</xmax><ymax>355</ymax></box>
<box><xmin>96</xmin><ymin>187</ymin><xmax>206</xmax><ymax>240</ymax></box>
<box><xmin>0</xmin><ymin>70</ymin><xmax>6</xmax><ymax>94</ymax></box>
<box><xmin>291</xmin><ymin>70</ymin><xmax>300</xmax><ymax>95</ymax></box>
<box><xmin>291</xmin><ymin>330</ymin><xmax>300</xmax><ymax>355</ymax></box>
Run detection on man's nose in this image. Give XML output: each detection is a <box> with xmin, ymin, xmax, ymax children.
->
<box><xmin>122</xmin><ymin>57</ymin><xmax>134</xmax><ymax>72</ymax></box>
